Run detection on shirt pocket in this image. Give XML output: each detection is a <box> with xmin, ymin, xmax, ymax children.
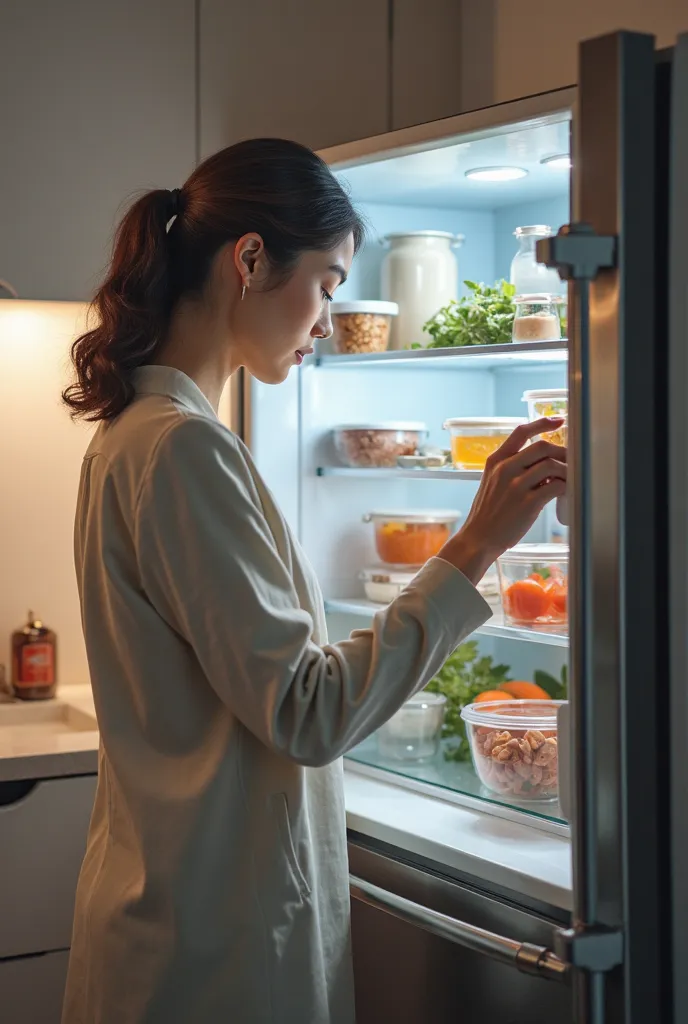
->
<box><xmin>270</xmin><ymin>793</ymin><xmax>311</xmax><ymax>900</ymax></box>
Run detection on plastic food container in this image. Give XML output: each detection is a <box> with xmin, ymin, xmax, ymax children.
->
<box><xmin>497</xmin><ymin>543</ymin><xmax>568</xmax><ymax>632</ymax></box>
<box><xmin>461</xmin><ymin>699</ymin><xmax>564</xmax><ymax>801</ymax></box>
<box><xmin>333</xmin><ymin>423</ymin><xmax>427</xmax><ymax>468</ymax></box>
<box><xmin>377</xmin><ymin>692</ymin><xmax>447</xmax><ymax>763</ymax></box>
<box><xmin>512</xmin><ymin>295</ymin><xmax>562</xmax><ymax>342</ymax></box>
<box><xmin>522</xmin><ymin>388</ymin><xmax>568</xmax><ymax>446</ymax></box>
<box><xmin>360</xmin><ymin>567</ymin><xmax>416</xmax><ymax>604</ymax></box>
<box><xmin>330</xmin><ymin>301</ymin><xmax>399</xmax><ymax>355</ymax></box>
<box><xmin>363</xmin><ymin>510</ymin><xmax>460</xmax><ymax>567</ymax></box>
<box><xmin>443</xmin><ymin>417</ymin><xmax>526</xmax><ymax>470</ymax></box>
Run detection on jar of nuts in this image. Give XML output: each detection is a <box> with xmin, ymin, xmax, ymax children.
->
<box><xmin>330</xmin><ymin>300</ymin><xmax>398</xmax><ymax>355</ymax></box>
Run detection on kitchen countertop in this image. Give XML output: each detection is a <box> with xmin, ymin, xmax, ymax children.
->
<box><xmin>0</xmin><ymin>684</ymin><xmax>571</xmax><ymax>910</ymax></box>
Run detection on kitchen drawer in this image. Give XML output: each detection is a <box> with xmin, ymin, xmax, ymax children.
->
<box><xmin>0</xmin><ymin>950</ymin><xmax>69</xmax><ymax>1024</ymax></box>
<box><xmin>0</xmin><ymin>775</ymin><xmax>96</xmax><ymax>958</ymax></box>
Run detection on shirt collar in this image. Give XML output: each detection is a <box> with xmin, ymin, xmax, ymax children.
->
<box><xmin>133</xmin><ymin>365</ymin><xmax>218</xmax><ymax>421</ymax></box>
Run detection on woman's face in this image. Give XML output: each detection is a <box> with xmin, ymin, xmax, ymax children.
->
<box><xmin>231</xmin><ymin>233</ymin><xmax>355</xmax><ymax>384</ymax></box>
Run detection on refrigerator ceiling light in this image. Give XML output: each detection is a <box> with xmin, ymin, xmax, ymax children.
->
<box><xmin>464</xmin><ymin>166</ymin><xmax>528</xmax><ymax>182</ymax></box>
<box><xmin>540</xmin><ymin>154</ymin><xmax>572</xmax><ymax>170</ymax></box>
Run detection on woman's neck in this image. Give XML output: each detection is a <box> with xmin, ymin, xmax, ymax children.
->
<box><xmin>154</xmin><ymin>298</ymin><xmax>237</xmax><ymax>413</ymax></box>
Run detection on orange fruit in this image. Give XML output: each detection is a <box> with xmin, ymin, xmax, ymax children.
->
<box><xmin>503</xmin><ymin>578</ymin><xmax>551</xmax><ymax>623</ymax></box>
<box><xmin>546</xmin><ymin>581</ymin><xmax>568</xmax><ymax>618</ymax></box>
<box><xmin>474</xmin><ymin>690</ymin><xmax>512</xmax><ymax>704</ymax></box>
<box><xmin>498</xmin><ymin>681</ymin><xmax>552</xmax><ymax>700</ymax></box>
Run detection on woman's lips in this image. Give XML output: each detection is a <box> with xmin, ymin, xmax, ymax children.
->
<box><xmin>295</xmin><ymin>347</ymin><xmax>314</xmax><ymax>364</ymax></box>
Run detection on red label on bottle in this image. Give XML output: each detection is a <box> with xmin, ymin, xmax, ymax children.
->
<box><xmin>18</xmin><ymin>643</ymin><xmax>54</xmax><ymax>686</ymax></box>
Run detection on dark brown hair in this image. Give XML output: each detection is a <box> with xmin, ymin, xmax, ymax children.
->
<box><xmin>63</xmin><ymin>138</ymin><xmax>365</xmax><ymax>421</ymax></box>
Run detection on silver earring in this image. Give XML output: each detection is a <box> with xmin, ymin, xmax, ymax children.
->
<box><xmin>241</xmin><ymin>283</ymin><xmax>247</xmax><ymax>301</ymax></box>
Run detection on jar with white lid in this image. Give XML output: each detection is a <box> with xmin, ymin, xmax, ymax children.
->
<box><xmin>512</xmin><ymin>295</ymin><xmax>562</xmax><ymax>343</ymax></box>
<box><xmin>380</xmin><ymin>231</ymin><xmax>463</xmax><ymax>350</ymax></box>
<box><xmin>510</xmin><ymin>225</ymin><xmax>564</xmax><ymax>297</ymax></box>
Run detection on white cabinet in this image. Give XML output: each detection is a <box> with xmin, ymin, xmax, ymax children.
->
<box><xmin>0</xmin><ymin>775</ymin><xmax>97</xmax><ymax>959</ymax></box>
<box><xmin>199</xmin><ymin>0</ymin><xmax>390</xmax><ymax>156</ymax></box>
<box><xmin>0</xmin><ymin>0</ymin><xmax>196</xmax><ymax>300</ymax></box>
<box><xmin>0</xmin><ymin>950</ymin><xmax>70</xmax><ymax>1024</ymax></box>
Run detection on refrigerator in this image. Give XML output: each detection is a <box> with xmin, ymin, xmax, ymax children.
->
<box><xmin>235</xmin><ymin>30</ymin><xmax>688</xmax><ymax>1024</ymax></box>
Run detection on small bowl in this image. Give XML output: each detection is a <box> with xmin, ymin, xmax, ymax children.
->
<box><xmin>461</xmin><ymin>699</ymin><xmax>564</xmax><ymax>802</ymax></box>
<box><xmin>377</xmin><ymin>692</ymin><xmax>447</xmax><ymax>763</ymax></box>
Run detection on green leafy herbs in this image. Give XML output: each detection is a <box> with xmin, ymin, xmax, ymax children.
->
<box><xmin>419</xmin><ymin>280</ymin><xmax>516</xmax><ymax>349</ymax></box>
<box><xmin>424</xmin><ymin>641</ymin><xmax>511</xmax><ymax>762</ymax></box>
<box><xmin>533</xmin><ymin>666</ymin><xmax>568</xmax><ymax>701</ymax></box>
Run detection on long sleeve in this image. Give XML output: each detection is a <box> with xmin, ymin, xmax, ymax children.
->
<box><xmin>135</xmin><ymin>416</ymin><xmax>491</xmax><ymax>766</ymax></box>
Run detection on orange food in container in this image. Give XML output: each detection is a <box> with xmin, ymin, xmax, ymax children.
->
<box><xmin>363</xmin><ymin>510</ymin><xmax>460</xmax><ymax>568</ymax></box>
<box><xmin>443</xmin><ymin>417</ymin><xmax>526</xmax><ymax>470</ymax></box>
<box><xmin>497</xmin><ymin>543</ymin><xmax>568</xmax><ymax>632</ymax></box>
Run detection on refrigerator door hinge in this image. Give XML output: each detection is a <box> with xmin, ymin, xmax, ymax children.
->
<box><xmin>554</xmin><ymin>925</ymin><xmax>624</xmax><ymax>972</ymax></box>
<box><xmin>536</xmin><ymin>222</ymin><xmax>617</xmax><ymax>282</ymax></box>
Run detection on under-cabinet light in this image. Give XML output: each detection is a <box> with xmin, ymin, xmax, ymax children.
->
<box><xmin>540</xmin><ymin>154</ymin><xmax>572</xmax><ymax>170</ymax></box>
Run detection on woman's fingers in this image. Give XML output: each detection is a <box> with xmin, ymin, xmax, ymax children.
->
<box><xmin>519</xmin><ymin>457</ymin><xmax>567</xmax><ymax>492</ymax></box>
<box><xmin>528</xmin><ymin>476</ymin><xmax>567</xmax><ymax>510</ymax></box>
<box><xmin>498</xmin><ymin>439</ymin><xmax>568</xmax><ymax>481</ymax></box>
<box><xmin>487</xmin><ymin>418</ymin><xmax>564</xmax><ymax>464</ymax></box>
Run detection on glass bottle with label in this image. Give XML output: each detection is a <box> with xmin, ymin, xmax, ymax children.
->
<box><xmin>11</xmin><ymin>612</ymin><xmax>57</xmax><ymax>700</ymax></box>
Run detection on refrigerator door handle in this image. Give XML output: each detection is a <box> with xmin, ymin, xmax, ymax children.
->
<box><xmin>349</xmin><ymin>874</ymin><xmax>569</xmax><ymax>982</ymax></box>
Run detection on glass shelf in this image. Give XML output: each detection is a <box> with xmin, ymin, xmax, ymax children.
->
<box><xmin>325</xmin><ymin>598</ymin><xmax>569</xmax><ymax>648</ymax></box>
<box><xmin>314</xmin><ymin>339</ymin><xmax>568</xmax><ymax>370</ymax></box>
<box><xmin>346</xmin><ymin>735</ymin><xmax>566</xmax><ymax>829</ymax></box>
<box><xmin>317</xmin><ymin>466</ymin><xmax>482</xmax><ymax>481</ymax></box>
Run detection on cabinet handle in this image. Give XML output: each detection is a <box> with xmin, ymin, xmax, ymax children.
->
<box><xmin>0</xmin><ymin>779</ymin><xmax>39</xmax><ymax>807</ymax></box>
<box><xmin>349</xmin><ymin>874</ymin><xmax>568</xmax><ymax>982</ymax></box>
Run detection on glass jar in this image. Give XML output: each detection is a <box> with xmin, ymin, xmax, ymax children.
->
<box><xmin>512</xmin><ymin>295</ymin><xmax>561</xmax><ymax>342</ymax></box>
<box><xmin>509</xmin><ymin>225</ymin><xmax>563</xmax><ymax>296</ymax></box>
<box><xmin>443</xmin><ymin>417</ymin><xmax>526</xmax><ymax>470</ymax></box>
<box><xmin>497</xmin><ymin>544</ymin><xmax>569</xmax><ymax>633</ymax></box>
<box><xmin>377</xmin><ymin>692</ymin><xmax>447</xmax><ymax>763</ymax></box>
<box><xmin>522</xmin><ymin>388</ymin><xmax>568</xmax><ymax>446</ymax></box>
<box><xmin>380</xmin><ymin>231</ymin><xmax>463</xmax><ymax>350</ymax></box>
<box><xmin>363</xmin><ymin>510</ymin><xmax>460</xmax><ymax>567</ymax></box>
<box><xmin>11</xmin><ymin>611</ymin><xmax>58</xmax><ymax>700</ymax></box>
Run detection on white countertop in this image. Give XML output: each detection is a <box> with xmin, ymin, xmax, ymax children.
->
<box><xmin>0</xmin><ymin>684</ymin><xmax>572</xmax><ymax>910</ymax></box>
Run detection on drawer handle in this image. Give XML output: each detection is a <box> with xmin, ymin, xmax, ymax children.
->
<box><xmin>349</xmin><ymin>874</ymin><xmax>568</xmax><ymax>982</ymax></box>
<box><xmin>0</xmin><ymin>779</ymin><xmax>39</xmax><ymax>807</ymax></box>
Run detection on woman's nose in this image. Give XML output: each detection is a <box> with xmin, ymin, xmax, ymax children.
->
<box><xmin>311</xmin><ymin>312</ymin><xmax>333</xmax><ymax>340</ymax></box>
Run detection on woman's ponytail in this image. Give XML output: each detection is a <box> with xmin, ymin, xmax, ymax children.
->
<box><xmin>63</xmin><ymin>188</ymin><xmax>178</xmax><ymax>421</ymax></box>
<box><xmin>63</xmin><ymin>139</ymin><xmax>364</xmax><ymax>422</ymax></box>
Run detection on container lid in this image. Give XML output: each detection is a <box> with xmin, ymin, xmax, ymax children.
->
<box><xmin>461</xmin><ymin>698</ymin><xmax>565</xmax><ymax>729</ymax></box>
<box><xmin>514</xmin><ymin>293</ymin><xmax>560</xmax><ymax>304</ymax></box>
<box><xmin>330</xmin><ymin>300</ymin><xmax>399</xmax><ymax>316</ymax></box>
<box><xmin>402</xmin><ymin>692</ymin><xmax>447</xmax><ymax>709</ymax></box>
<box><xmin>360</xmin><ymin>567</ymin><xmax>417</xmax><ymax>585</ymax></box>
<box><xmin>522</xmin><ymin>388</ymin><xmax>568</xmax><ymax>402</ymax></box>
<box><xmin>443</xmin><ymin>416</ymin><xmax>527</xmax><ymax>429</ymax></box>
<box><xmin>364</xmin><ymin>509</ymin><xmax>460</xmax><ymax>524</ymax></box>
<box><xmin>335</xmin><ymin>422</ymin><xmax>427</xmax><ymax>432</ymax></box>
<box><xmin>499</xmin><ymin>542</ymin><xmax>569</xmax><ymax>564</ymax></box>
<box><xmin>513</xmin><ymin>225</ymin><xmax>552</xmax><ymax>237</ymax></box>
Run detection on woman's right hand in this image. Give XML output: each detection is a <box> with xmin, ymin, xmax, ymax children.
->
<box><xmin>441</xmin><ymin>418</ymin><xmax>567</xmax><ymax>585</ymax></box>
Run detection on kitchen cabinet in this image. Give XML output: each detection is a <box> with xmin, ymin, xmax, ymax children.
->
<box><xmin>199</xmin><ymin>0</ymin><xmax>390</xmax><ymax>157</ymax></box>
<box><xmin>0</xmin><ymin>0</ymin><xmax>196</xmax><ymax>300</ymax></box>
<box><xmin>0</xmin><ymin>950</ymin><xmax>70</xmax><ymax>1024</ymax></box>
<box><xmin>390</xmin><ymin>0</ymin><xmax>463</xmax><ymax>129</ymax></box>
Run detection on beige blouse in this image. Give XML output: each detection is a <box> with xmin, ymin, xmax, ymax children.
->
<box><xmin>61</xmin><ymin>365</ymin><xmax>490</xmax><ymax>1024</ymax></box>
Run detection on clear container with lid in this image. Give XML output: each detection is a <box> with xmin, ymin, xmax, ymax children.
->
<box><xmin>522</xmin><ymin>388</ymin><xmax>568</xmax><ymax>446</ymax></box>
<box><xmin>461</xmin><ymin>699</ymin><xmax>564</xmax><ymax>801</ymax></box>
<box><xmin>333</xmin><ymin>422</ymin><xmax>427</xmax><ymax>468</ymax></box>
<box><xmin>512</xmin><ymin>295</ymin><xmax>562</xmax><ymax>342</ymax></box>
<box><xmin>363</xmin><ymin>510</ymin><xmax>460</xmax><ymax>567</ymax></box>
<box><xmin>330</xmin><ymin>300</ymin><xmax>399</xmax><ymax>355</ymax></box>
<box><xmin>509</xmin><ymin>225</ymin><xmax>563</xmax><ymax>297</ymax></box>
<box><xmin>377</xmin><ymin>692</ymin><xmax>447</xmax><ymax>763</ymax></box>
<box><xmin>497</xmin><ymin>543</ymin><xmax>569</xmax><ymax>632</ymax></box>
<box><xmin>443</xmin><ymin>417</ymin><xmax>526</xmax><ymax>470</ymax></box>
<box><xmin>360</xmin><ymin>567</ymin><xmax>416</xmax><ymax>604</ymax></box>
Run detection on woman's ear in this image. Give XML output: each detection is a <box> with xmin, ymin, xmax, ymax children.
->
<box><xmin>234</xmin><ymin>233</ymin><xmax>268</xmax><ymax>289</ymax></box>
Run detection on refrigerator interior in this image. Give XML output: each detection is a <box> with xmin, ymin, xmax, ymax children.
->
<box><xmin>248</xmin><ymin>112</ymin><xmax>572</xmax><ymax>827</ymax></box>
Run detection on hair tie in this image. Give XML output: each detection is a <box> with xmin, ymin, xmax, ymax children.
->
<box><xmin>167</xmin><ymin>188</ymin><xmax>183</xmax><ymax>218</ymax></box>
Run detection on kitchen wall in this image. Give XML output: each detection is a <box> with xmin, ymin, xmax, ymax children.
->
<box><xmin>460</xmin><ymin>0</ymin><xmax>686</xmax><ymax>108</ymax></box>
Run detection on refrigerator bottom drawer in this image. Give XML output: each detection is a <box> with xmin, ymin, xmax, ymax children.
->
<box><xmin>348</xmin><ymin>839</ymin><xmax>573</xmax><ymax>1024</ymax></box>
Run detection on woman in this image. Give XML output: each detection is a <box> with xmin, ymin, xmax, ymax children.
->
<box><xmin>61</xmin><ymin>138</ymin><xmax>566</xmax><ymax>1024</ymax></box>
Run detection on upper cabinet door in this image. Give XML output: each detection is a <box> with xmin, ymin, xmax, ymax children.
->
<box><xmin>199</xmin><ymin>0</ymin><xmax>390</xmax><ymax>157</ymax></box>
<box><xmin>390</xmin><ymin>0</ymin><xmax>463</xmax><ymax>129</ymax></box>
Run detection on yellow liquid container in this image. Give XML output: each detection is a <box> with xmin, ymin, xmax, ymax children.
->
<box><xmin>444</xmin><ymin>417</ymin><xmax>526</xmax><ymax>470</ymax></box>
